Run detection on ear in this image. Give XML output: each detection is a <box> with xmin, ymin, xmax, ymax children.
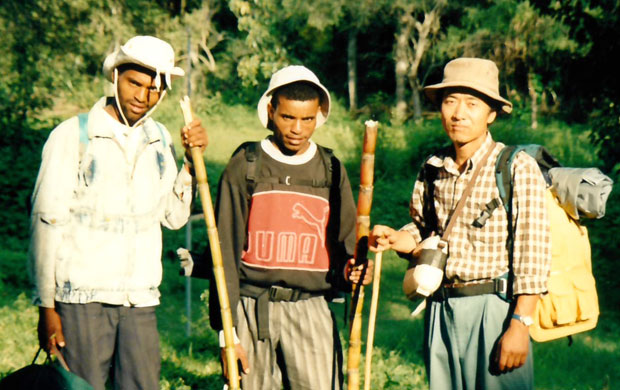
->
<box><xmin>268</xmin><ymin>101</ymin><xmax>275</xmax><ymax>121</ymax></box>
<box><xmin>487</xmin><ymin>110</ymin><xmax>497</xmax><ymax>125</ymax></box>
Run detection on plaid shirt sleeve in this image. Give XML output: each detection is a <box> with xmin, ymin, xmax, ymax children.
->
<box><xmin>511</xmin><ymin>152</ymin><xmax>551</xmax><ymax>294</ymax></box>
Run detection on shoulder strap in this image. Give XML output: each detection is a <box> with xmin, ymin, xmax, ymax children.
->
<box><xmin>495</xmin><ymin>143</ymin><xmax>559</xmax><ymax>302</ymax></box>
<box><xmin>152</xmin><ymin>121</ymin><xmax>168</xmax><ymax>149</ymax></box>
<box><xmin>244</xmin><ymin>141</ymin><xmax>261</xmax><ymax>197</ymax></box>
<box><xmin>495</xmin><ymin>144</ymin><xmax>560</xmax><ymax>213</ymax></box>
<box><xmin>441</xmin><ymin>143</ymin><xmax>495</xmax><ymax>240</ymax></box>
<box><xmin>317</xmin><ymin>145</ymin><xmax>335</xmax><ymax>188</ymax></box>
<box><xmin>77</xmin><ymin>113</ymin><xmax>89</xmax><ymax>164</ymax></box>
<box><xmin>244</xmin><ymin>142</ymin><xmax>334</xmax><ymax>196</ymax></box>
<box><xmin>422</xmin><ymin>163</ymin><xmax>439</xmax><ymax>238</ymax></box>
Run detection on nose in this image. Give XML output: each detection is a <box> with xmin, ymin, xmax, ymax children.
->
<box><xmin>135</xmin><ymin>87</ymin><xmax>148</xmax><ymax>103</ymax></box>
<box><xmin>452</xmin><ymin>100</ymin><xmax>465</xmax><ymax>119</ymax></box>
<box><xmin>291</xmin><ymin>119</ymin><xmax>302</xmax><ymax>134</ymax></box>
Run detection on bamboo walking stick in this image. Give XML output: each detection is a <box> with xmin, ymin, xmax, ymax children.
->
<box><xmin>179</xmin><ymin>96</ymin><xmax>240</xmax><ymax>390</ymax></box>
<box><xmin>363</xmin><ymin>251</ymin><xmax>383</xmax><ymax>390</ymax></box>
<box><xmin>347</xmin><ymin>120</ymin><xmax>379</xmax><ymax>390</ymax></box>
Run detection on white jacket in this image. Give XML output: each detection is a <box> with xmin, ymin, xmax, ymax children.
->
<box><xmin>29</xmin><ymin>98</ymin><xmax>193</xmax><ymax>308</ymax></box>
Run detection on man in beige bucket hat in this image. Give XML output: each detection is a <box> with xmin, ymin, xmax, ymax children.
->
<box><xmin>181</xmin><ymin>65</ymin><xmax>372</xmax><ymax>389</ymax></box>
<box><xmin>370</xmin><ymin>57</ymin><xmax>550</xmax><ymax>389</ymax></box>
<box><xmin>29</xmin><ymin>35</ymin><xmax>207</xmax><ymax>390</ymax></box>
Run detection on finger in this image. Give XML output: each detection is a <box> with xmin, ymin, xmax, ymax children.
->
<box><xmin>498</xmin><ymin>349</ymin><xmax>508</xmax><ymax>372</ymax></box>
<box><xmin>56</xmin><ymin>330</ymin><xmax>66</xmax><ymax>348</ymax></box>
<box><xmin>220</xmin><ymin>349</ymin><xmax>229</xmax><ymax>379</ymax></box>
<box><xmin>238</xmin><ymin>349</ymin><xmax>250</xmax><ymax>374</ymax></box>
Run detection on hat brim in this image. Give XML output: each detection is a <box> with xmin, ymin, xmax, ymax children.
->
<box><xmin>257</xmin><ymin>80</ymin><xmax>330</xmax><ymax>129</ymax></box>
<box><xmin>103</xmin><ymin>51</ymin><xmax>185</xmax><ymax>83</ymax></box>
<box><xmin>424</xmin><ymin>81</ymin><xmax>512</xmax><ymax>114</ymax></box>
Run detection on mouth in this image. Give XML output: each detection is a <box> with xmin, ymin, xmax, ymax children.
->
<box><xmin>285</xmin><ymin>137</ymin><xmax>304</xmax><ymax>146</ymax></box>
<box><xmin>128</xmin><ymin>103</ymin><xmax>147</xmax><ymax>115</ymax></box>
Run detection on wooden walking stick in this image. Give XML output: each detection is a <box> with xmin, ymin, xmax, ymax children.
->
<box><xmin>363</xmin><ymin>251</ymin><xmax>383</xmax><ymax>390</ymax></box>
<box><xmin>179</xmin><ymin>96</ymin><xmax>240</xmax><ymax>390</ymax></box>
<box><xmin>347</xmin><ymin>120</ymin><xmax>379</xmax><ymax>390</ymax></box>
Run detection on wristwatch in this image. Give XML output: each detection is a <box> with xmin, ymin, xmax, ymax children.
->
<box><xmin>511</xmin><ymin>313</ymin><xmax>534</xmax><ymax>326</ymax></box>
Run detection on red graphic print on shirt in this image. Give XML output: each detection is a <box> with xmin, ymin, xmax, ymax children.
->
<box><xmin>242</xmin><ymin>190</ymin><xmax>330</xmax><ymax>271</ymax></box>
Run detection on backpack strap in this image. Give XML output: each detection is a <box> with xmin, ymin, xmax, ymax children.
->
<box><xmin>244</xmin><ymin>142</ymin><xmax>334</xmax><ymax>198</ymax></box>
<box><xmin>244</xmin><ymin>141</ymin><xmax>261</xmax><ymax>198</ymax></box>
<box><xmin>77</xmin><ymin>113</ymin><xmax>89</xmax><ymax>164</ymax></box>
<box><xmin>152</xmin><ymin>121</ymin><xmax>168</xmax><ymax>149</ymax></box>
<box><xmin>494</xmin><ymin>144</ymin><xmax>560</xmax><ymax>302</ymax></box>
<box><xmin>422</xmin><ymin>163</ymin><xmax>439</xmax><ymax>238</ymax></box>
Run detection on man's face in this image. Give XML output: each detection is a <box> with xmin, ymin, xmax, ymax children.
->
<box><xmin>268</xmin><ymin>96</ymin><xmax>320</xmax><ymax>156</ymax></box>
<box><xmin>116</xmin><ymin>68</ymin><xmax>162</xmax><ymax>126</ymax></box>
<box><xmin>440</xmin><ymin>88</ymin><xmax>497</xmax><ymax>148</ymax></box>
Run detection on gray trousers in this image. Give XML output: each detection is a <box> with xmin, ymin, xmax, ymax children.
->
<box><xmin>56</xmin><ymin>302</ymin><xmax>160</xmax><ymax>390</ymax></box>
<box><xmin>237</xmin><ymin>295</ymin><xmax>343</xmax><ymax>390</ymax></box>
<box><xmin>424</xmin><ymin>294</ymin><xmax>534</xmax><ymax>390</ymax></box>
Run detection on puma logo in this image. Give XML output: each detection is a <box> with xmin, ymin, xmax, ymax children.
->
<box><xmin>292</xmin><ymin>203</ymin><xmax>329</xmax><ymax>247</ymax></box>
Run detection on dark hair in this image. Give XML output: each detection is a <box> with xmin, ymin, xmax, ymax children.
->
<box><xmin>116</xmin><ymin>63</ymin><xmax>168</xmax><ymax>90</ymax></box>
<box><xmin>271</xmin><ymin>81</ymin><xmax>321</xmax><ymax>109</ymax></box>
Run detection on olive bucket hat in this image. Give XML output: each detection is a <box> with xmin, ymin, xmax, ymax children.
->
<box><xmin>423</xmin><ymin>57</ymin><xmax>513</xmax><ymax>114</ymax></box>
<box><xmin>257</xmin><ymin>65</ymin><xmax>331</xmax><ymax>128</ymax></box>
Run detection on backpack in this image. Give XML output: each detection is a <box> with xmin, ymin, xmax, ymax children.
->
<box><xmin>495</xmin><ymin>144</ymin><xmax>613</xmax><ymax>342</ymax></box>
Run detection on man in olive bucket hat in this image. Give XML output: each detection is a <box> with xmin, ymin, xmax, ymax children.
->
<box><xmin>29</xmin><ymin>35</ymin><xmax>207</xmax><ymax>390</ymax></box>
<box><xmin>370</xmin><ymin>58</ymin><xmax>550</xmax><ymax>389</ymax></box>
<box><xmin>179</xmin><ymin>65</ymin><xmax>373</xmax><ymax>389</ymax></box>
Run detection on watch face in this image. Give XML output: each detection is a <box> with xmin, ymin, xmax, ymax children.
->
<box><xmin>513</xmin><ymin>313</ymin><xmax>534</xmax><ymax>326</ymax></box>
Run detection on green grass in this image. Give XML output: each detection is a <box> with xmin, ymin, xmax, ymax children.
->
<box><xmin>2</xmin><ymin>101</ymin><xmax>619</xmax><ymax>389</ymax></box>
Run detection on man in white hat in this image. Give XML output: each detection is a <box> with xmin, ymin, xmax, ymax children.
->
<box><xmin>29</xmin><ymin>35</ymin><xmax>207</xmax><ymax>390</ymax></box>
<box><xmin>369</xmin><ymin>58</ymin><xmax>550</xmax><ymax>389</ymax></box>
<box><xmin>181</xmin><ymin>65</ymin><xmax>372</xmax><ymax>389</ymax></box>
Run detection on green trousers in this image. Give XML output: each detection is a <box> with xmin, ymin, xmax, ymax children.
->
<box><xmin>424</xmin><ymin>294</ymin><xmax>534</xmax><ymax>390</ymax></box>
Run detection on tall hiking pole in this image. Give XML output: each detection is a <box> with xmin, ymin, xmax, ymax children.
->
<box><xmin>347</xmin><ymin>120</ymin><xmax>379</xmax><ymax>390</ymax></box>
<box><xmin>179</xmin><ymin>96</ymin><xmax>240</xmax><ymax>390</ymax></box>
<box><xmin>363</xmin><ymin>251</ymin><xmax>383</xmax><ymax>390</ymax></box>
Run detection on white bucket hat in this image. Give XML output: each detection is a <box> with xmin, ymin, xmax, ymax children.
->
<box><xmin>102</xmin><ymin>35</ymin><xmax>185</xmax><ymax>91</ymax></box>
<box><xmin>102</xmin><ymin>36</ymin><xmax>184</xmax><ymax>127</ymax></box>
<box><xmin>424</xmin><ymin>57</ymin><xmax>513</xmax><ymax>114</ymax></box>
<box><xmin>257</xmin><ymin>65</ymin><xmax>331</xmax><ymax>129</ymax></box>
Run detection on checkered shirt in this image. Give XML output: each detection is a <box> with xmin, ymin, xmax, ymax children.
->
<box><xmin>401</xmin><ymin>134</ymin><xmax>551</xmax><ymax>295</ymax></box>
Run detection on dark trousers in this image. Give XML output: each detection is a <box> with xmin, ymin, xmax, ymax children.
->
<box><xmin>56</xmin><ymin>302</ymin><xmax>160</xmax><ymax>390</ymax></box>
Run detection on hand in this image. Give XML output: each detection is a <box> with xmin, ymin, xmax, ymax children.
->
<box><xmin>344</xmin><ymin>259</ymin><xmax>374</xmax><ymax>285</ymax></box>
<box><xmin>220</xmin><ymin>343</ymin><xmax>250</xmax><ymax>383</ymax></box>
<box><xmin>493</xmin><ymin>320</ymin><xmax>530</xmax><ymax>373</ymax></box>
<box><xmin>369</xmin><ymin>225</ymin><xmax>416</xmax><ymax>254</ymax></box>
<box><xmin>181</xmin><ymin>119</ymin><xmax>208</xmax><ymax>156</ymax></box>
<box><xmin>38</xmin><ymin>307</ymin><xmax>65</xmax><ymax>353</ymax></box>
<box><xmin>176</xmin><ymin>247</ymin><xmax>194</xmax><ymax>276</ymax></box>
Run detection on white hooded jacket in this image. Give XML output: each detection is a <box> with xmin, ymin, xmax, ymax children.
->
<box><xmin>29</xmin><ymin>97</ymin><xmax>193</xmax><ymax>308</ymax></box>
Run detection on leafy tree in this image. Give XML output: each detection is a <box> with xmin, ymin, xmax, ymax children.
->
<box><xmin>531</xmin><ymin>0</ymin><xmax>620</xmax><ymax>172</ymax></box>
<box><xmin>435</xmin><ymin>0</ymin><xmax>581</xmax><ymax>128</ymax></box>
<box><xmin>392</xmin><ymin>0</ymin><xmax>446</xmax><ymax>124</ymax></box>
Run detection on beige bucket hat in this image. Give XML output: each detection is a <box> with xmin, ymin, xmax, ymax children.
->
<box><xmin>257</xmin><ymin>65</ymin><xmax>331</xmax><ymax>129</ymax></box>
<box><xmin>102</xmin><ymin>35</ymin><xmax>185</xmax><ymax>91</ymax></box>
<box><xmin>424</xmin><ymin>57</ymin><xmax>513</xmax><ymax>114</ymax></box>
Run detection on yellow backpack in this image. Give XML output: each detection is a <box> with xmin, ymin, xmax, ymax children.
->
<box><xmin>496</xmin><ymin>145</ymin><xmax>612</xmax><ymax>342</ymax></box>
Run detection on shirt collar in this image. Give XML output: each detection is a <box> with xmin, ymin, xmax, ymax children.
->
<box><xmin>88</xmin><ymin>97</ymin><xmax>162</xmax><ymax>145</ymax></box>
<box><xmin>426</xmin><ymin>132</ymin><xmax>495</xmax><ymax>175</ymax></box>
